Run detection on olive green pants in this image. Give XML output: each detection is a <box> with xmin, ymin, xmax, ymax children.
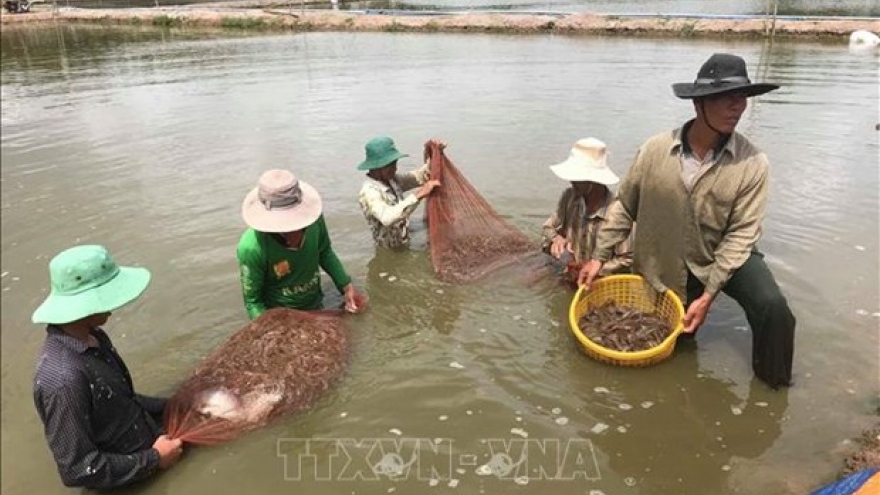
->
<box><xmin>686</xmin><ymin>252</ymin><xmax>795</xmax><ymax>389</ymax></box>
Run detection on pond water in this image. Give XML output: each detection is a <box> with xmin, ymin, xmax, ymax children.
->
<box><xmin>1</xmin><ymin>25</ymin><xmax>878</xmax><ymax>495</ymax></box>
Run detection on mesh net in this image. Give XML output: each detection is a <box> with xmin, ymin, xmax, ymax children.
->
<box><xmin>164</xmin><ymin>308</ymin><xmax>349</xmax><ymax>445</ymax></box>
<box><xmin>425</xmin><ymin>141</ymin><xmax>537</xmax><ymax>283</ymax></box>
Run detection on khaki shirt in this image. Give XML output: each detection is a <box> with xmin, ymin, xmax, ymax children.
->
<box><xmin>542</xmin><ymin>187</ymin><xmax>633</xmax><ymax>276</ymax></box>
<box><xmin>594</xmin><ymin>123</ymin><xmax>769</xmax><ymax>299</ymax></box>
<box><xmin>358</xmin><ymin>164</ymin><xmax>430</xmax><ymax>249</ymax></box>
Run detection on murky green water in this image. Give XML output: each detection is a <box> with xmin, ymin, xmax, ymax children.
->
<box><xmin>1</xmin><ymin>25</ymin><xmax>878</xmax><ymax>495</ymax></box>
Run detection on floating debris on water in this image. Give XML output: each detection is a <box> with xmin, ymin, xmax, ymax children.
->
<box><xmin>429</xmin><ymin>479</ymin><xmax>439</xmax><ymax>487</ymax></box>
<box><xmin>617</xmin><ymin>426</ymin><xmax>628</xmax><ymax>433</ymax></box>
<box><xmin>1</xmin><ymin>271</ymin><xmax>8</xmax><ymax>278</ymax></box>
<box><xmin>755</xmin><ymin>402</ymin><xmax>768</xmax><ymax>408</ymax></box>
<box><xmin>555</xmin><ymin>417</ymin><xmax>569</xmax><ymax>425</ymax></box>
<box><xmin>387</xmin><ymin>276</ymin><xmax>398</xmax><ymax>282</ymax></box>
<box><xmin>514</xmin><ymin>476</ymin><xmax>529</xmax><ymax>485</ymax></box>
<box><xmin>389</xmin><ymin>428</ymin><xmax>402</xmax><ymax>436</ymax></box>
<box><xmin>466</xmin><ymin>410</ymin><xmax>473</xmax><ymax>415</ymax></box>
<box><xmin>510</xmin><ymin>428</ymin><xmax>528</xmax><ymax>438</ymax></box>
<box><xmin>513</xmin><ymin>315</ymin><xmax>522</xmax><ymax>321</ymax></box>
<box><xmin>624</xmin><ymin>477</ymin><xmax>637</xmax><ymax>486</ymax></box>
<box><xmin>550</xmin><ymin>320</ymin><xmax>560</xmax><ymax>327</ymax></box>
<box><xmin>448</xmin><ymin>479</ymin><xmax>459</xmax><ymax>488</ymax></box>
<box><xmin>641</xmin><ymin>401</ymin><xmax>654</xmax><ymax>409</ymax></box>
<box><xmin>340</xmin><ymin>412</ymin><xmax>348</xmax><ymax>418</ymax></box>
<box><xmin>590</xmin><ymin>423</ymin><xmax>609</xmax><ymax>434</ymax></box>
<box><xmin>455</xmin><ymin>468</ymin><xmax>466</xmax><ymax>475</ymax></box>
<box><xmin>439</xmin><ymin>415</ymin><xmax>448</xmax><ymax>421</ymax></box>
<box><xmin>449</xmin><ymin>362</ymin><xmax>465</xmax><ymax>369</ymax></box>
<box><xmin>856</xmin><ymin>309</ymin><xmax>869</xmax><ymax>316</ymax></box>
<box><xmin>731</xmin><ymin>407</ymin><xmax>743</xmax><ymax>416</ymax></box>
<box><xmin>855</xmin><ymin>245</ymin><xmax>866</xmax><ymax>251</ymax></box>
<box><xmin>551</xmin><ymin>407</ymin><xmax>562</xmax><ymax>415</ymax></box>
<box><xmin>515</xmin><ymin>416</ymin><xmax>522</xmax><ymax>422</ymax></box>
<box><xmin>721</xmin><ymin>465</ymin><xmax>731</xmax><ymax>471</ymax></box>
<box><xmin>594</xmin><ymin>386</ymin><xmax>609</xmax><ymax>394</ymax></box>
<box><xmin>578</xmin><ymin>301</ymin><xmax>672</xmax><ymax>351</ymax></box>
<box><xmin>379</xmin><ymin>272</ymin><xmax>388</xmax><ymax>278</ymax></box>
<box><xmin>618</xmin><ymin>403</ymin><xmax>633</xmax><ymax>411</ymax></box>
<box><xmin>528</xmin><ymin>320</ymin><xmax>537</xmax><ymax>325</ymax></box>
<box><xmin>436</xmin><ymin>289</ymin><xmax>444</xmax><ymax>294</ymax></box>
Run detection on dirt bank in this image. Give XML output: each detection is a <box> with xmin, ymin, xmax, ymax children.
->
<box><xmin>842</xmin><ymin>425</ymin><xmax>880</xmax><ymax>477</ymax></box>
<box><xmin>2</xmin><ymin>7</ymin><xmax>878</xmax><ymax>39</ymax></box>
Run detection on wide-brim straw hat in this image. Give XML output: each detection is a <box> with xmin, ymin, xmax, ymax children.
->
<box><xmin>550</xmin><ymin>137</ymin><xmax>619</xmax><ymax>185</ymax></box>
<box><xmin>32</xmin><ymin>245</ymin><xmax>151</xmax><ymax>325</ymax></box>
<box><xmin>357</xmin><ymin>136</ymin><xmax>409</xmax><ymax>171</ymax></box>
<box><xmin>242</xmin><ymin>169</ymin><xmax>323</xmax><ymax>233</ymax></box>
<box><xmin>672</xmin><ymin>53</ymin><xmax>779</xmax><ymax>99</ymax></box>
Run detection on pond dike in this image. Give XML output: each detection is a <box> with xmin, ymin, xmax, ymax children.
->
<box><xmin>1</xmin><ymin>7</ymin><xmax>878</xmax><ymax>39</ymax></box>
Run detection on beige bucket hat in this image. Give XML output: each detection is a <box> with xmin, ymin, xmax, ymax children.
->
<box><xmin>242</xmin><ymin>170</ymin><xmax>323</xmax><ymax>233</ymax></box>
<box><xmin>550</xmin><ymin>137</ymin><xmax>619</xmax><ymax>186</ymax></box>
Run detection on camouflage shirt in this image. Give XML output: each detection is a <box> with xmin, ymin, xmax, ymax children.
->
<box><xmin>358</xmin><ymin>164</ymin><xmax>430</xmax><ymax>249</ymax></box>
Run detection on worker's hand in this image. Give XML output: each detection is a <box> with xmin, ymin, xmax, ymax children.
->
<box><xmin>343</xmin><ymin>284</ymin><xmax>367</xmax><ymax>314</ymax></box>
<box><xmin>683</xmin><ymin>292</ymin><xmax>714</xmax><ymax>334</ymax></box>
<box><xmin>577</xmin><ymin>259</ymin><xmax>604</xmax><ymax>290</ymax></box>
<box><xmin>427</xmin><ymin>138</ymin><xmax>447</xmax><ymax>150</ymax></box>
<box><xmin>153</xmin><ymin>435</ymin><xmax>183</xmax><ymax>469</ymax></box>
<box><xmin>549</xmin><ymin>235</ymin><xmax>570</xmax><ymax>259</ymax></box>
<box><xmin>416</xmin><ymin>179</ymin><xmax>441</xmax><ymax>199</ymax></box>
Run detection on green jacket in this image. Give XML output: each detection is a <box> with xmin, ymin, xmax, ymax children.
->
<box><xmin>236</xmin><ymin>215</ymin><xmax>351</xmax><ymax>319</ymax></box>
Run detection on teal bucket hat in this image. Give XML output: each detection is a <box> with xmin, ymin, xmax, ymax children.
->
<box><xmin>356</xmin><ymin>136</ymin><xmax>409</xmax><ymax>171</ymax></box>
<box><xmin>32</xmin><ymin>245</ymin><xmax>151</xmax><ymax>325</ymax></box>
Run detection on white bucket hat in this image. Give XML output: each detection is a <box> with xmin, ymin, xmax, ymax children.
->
<box><xmin>242</xmin><ymin>170</ymin><xmax>323</xmax><ymax>233</ymax></box>
<box><xmin>549</xmin><ymin>137</ymin><xmax>619</xmax><ymax>186</ymax></box>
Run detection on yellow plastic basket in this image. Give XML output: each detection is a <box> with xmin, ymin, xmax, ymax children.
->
<box><xmin>568</xmin><ymin>274</ymin><xmax>685</xmax><ymax>367</ymax></box>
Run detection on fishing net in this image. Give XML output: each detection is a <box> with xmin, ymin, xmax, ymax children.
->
<box><xmin>424</xmin><ymin>141</ymin><xmax>537</xmax><ymax>283</ymax></box>
<box><xmin>164</xmin><ymin>308</ymin><xmax>349</xmax><ymax>445</ymax></box>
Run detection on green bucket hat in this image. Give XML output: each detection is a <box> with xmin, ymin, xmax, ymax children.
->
<box><xmin>356</xmin><ymin>136</ymin><xmax>409</xmax><ymax>171</ymax></box>
<box><xmin>32</xmin><ymin>245</ymin><xmax>151</xmax><ymax>325</ymax></box>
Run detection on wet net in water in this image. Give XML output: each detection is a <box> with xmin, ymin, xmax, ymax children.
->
<box><xmin>164</xmin><ymin>308</ymin><xmax>349</xmax><ymax>445</ymax></box>
<box><xmin>424</xmin><ymin>141</ymin><xmax>537</xmax><ymax>283</ymax></box>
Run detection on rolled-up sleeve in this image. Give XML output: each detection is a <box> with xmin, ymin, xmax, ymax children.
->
<box><xmin>359</xmin><ymin>185</ymin><xmax>421</xmax><ymax>227</ymax></box>
<box><xmin>396</xmin><ymin>163</ymin><xmax>430</xmax><ymax>191</ymax></box>
<box><xmin>36</xmin><ymin>384</ymin><xmax>160</xmax><ymax>489</ymax></box>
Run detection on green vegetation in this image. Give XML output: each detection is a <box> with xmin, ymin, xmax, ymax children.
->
<box><xmin>679</xmin><ymin>22</ymin><xmax>696</xmax><ymax>37</ymax></box>
<box><xmin>384</xmin><ymin>20</ymin><xmax>406</xmax><ymax>32</ymax></box>
<box><xmin>151</xmin><ymin>15</ymin><xmax>183</xmax><ymax>28</ymax></box>
<box><xmin>220</xmin><ymin>17</ymin><xmax>267</xmax><ymax>30</ymax></box>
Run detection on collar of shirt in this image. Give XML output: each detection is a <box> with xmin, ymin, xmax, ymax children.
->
<box><xmin>46</xmin><ymin>325</ymin><xmax>96</xmax><ymax>354</ymax></box>
<box><xmin>364</xmin><ymin>176</ymin><xmax>403</xmax><ymax>198</ymax></box>
<box><xmin>583</xmin><ymin>188</ymin><xmax>614</xmax><ymax>221</ymax></box>
<box><xmin>670</xmin><ymin>119</ymin><xmax>738</xmax><ymax>161</ymax></box>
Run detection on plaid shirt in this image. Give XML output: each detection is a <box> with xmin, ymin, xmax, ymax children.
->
<box><xmin>33</xmin><ymin>326</ymin><xmax>164</xmax><ymax>489</ymax></box>
<box><xmin>541</xmin><ymin>187</ymin><xmax>633</xmax><ymax>275</ymax></box>
<box><xmin>358</xmin><ymin>164</ymin><xmax>430</xmax><ymax>249</ymax></box>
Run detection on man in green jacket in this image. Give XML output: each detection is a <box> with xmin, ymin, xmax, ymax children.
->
<box><xmin>237</xmin><ymin>169</ymin><xmax>366</xmax><ymax>319</ymax></box>
<box><xmin>578</xmin><ymin>53</ymin><xmax>795</xmax><ymax>389</ymax></box>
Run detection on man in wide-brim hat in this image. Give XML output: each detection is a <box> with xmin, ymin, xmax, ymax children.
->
<box><xmin>31</xmin><ymin>245</ymin><xmax>183</xmax><ymax>489</ymax></box>
<box><xmin>579</xmin><ymin>53</ymin><xmax>796</xmax><ymax>389</ymax></box>
<box><xmin>541</xmin><ymin>137</ymin><xmax>632</xmax><ymax>282</ymax></box>
<box><xmin>356</xmin><ymin>135</ymin><xmax>442</xmax><ymax>249</ymax></box>
<box><xmin>238</xmin><ymin>169</ymin><xmax>366</xmax><ymax>319</ymax></box>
